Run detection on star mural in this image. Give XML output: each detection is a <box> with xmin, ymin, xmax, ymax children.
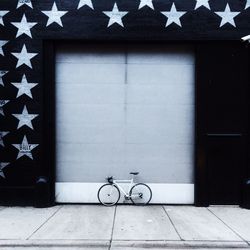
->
<box><xmin>12</xmin><ymin>106</ymin><xmax>38</xmax><ymax>130</ymax></box>
<box><xmin>161</xmin><ymin>3</ymin><xmax>186</xmax><ymax>27</ymax></box>
<box><xmin>11</xmin><ymin>14</ymin><xmax>37</xmax><ymax>38</ymax></box>
<box><xmin>11</xmin><ymin>74</ymin><xmax>38</xmax><ymax>99</ymax></box>
<box><xmin>0</xmin><ymin>131</ymin><xmax>9</xmax><ymax>147</ymax></box>
<box><xmin>246</xmin><ymin>0</ymin><xmax>250</xmax><ymax>9</ymax></box>
<box><xmin>215</xmin><ymin>4</ymin><xmax>240</xmax><ymax>27</ymax></box>
<box><xmin>42</xmin><ymin>2</ymin><xmax>68</xmax><ymax>27</ymax></box>
<box><xmin>0</xmin><ymin>71</ymin><xmax>8</xmax><ymax>86</ymax></box>
<box><xmin>0</xmin><ymin>100</ymin><xmax>9</xmax><ymax>116</ymax></box>
<box><xmin>0</xmin><ymin>11</ymin><xmax>9</xmax><ymax>26</ymax></box>
<box><xmin>0</xmin><ymin>162</ymin><xmax>10</xmax><ymax>178</ymax></box>
<box><xmin>78</xmin><ymin>0</ymin><xmax>94</xmax><ymax>9</ymax></box>
<box><xmin>12</xmin><ymin>136</ymin><xmax>38</xmax><ymax>160</ymax></box>
<box><xmin>103</xmin><ymin>3</ymin><xmax>128</xmax><ymax>27</ymax></box>
<box><xmin>17</xmin><ymin>0</ymin><xmax>33</xmax><ymax>9</ymax></box>
<box><xmin>0</xmin><ymin>40</ymin><xmax>8</xmax><ymax>56</ymax></box>
<box><xmin>0</xmin><ymin>0</ymin><xmax>248</xmax><ymax>198</ymax></box>
<box><xmin>11</xmin><ymin>44</ymin><xmax>38</xmax><ymax>69</ymax></box>
<box><xmin>195</xmin><ymin>0</ymin><xmax>210</xmax><ymax>10</ymax></box>
<box><xmin>139</xmin><ymin>0</ymin><xmax>154</xmax><ymax>10</ymax></box>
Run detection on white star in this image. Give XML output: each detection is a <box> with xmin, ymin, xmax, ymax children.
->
<box><xmin>12</xmin><ymin>44</ymin><xmax>38</xmax><ymax>69</ymax></box>
<box><xmin>0</xmin><ymin>11</ymin><xmax>9</xmax><ymax>26</ymax></box>
<box><xmin>0</xmin><ymin>70</ymin><xmax>8</xmax><ymax>86</ymax></box>
<box><xmin>11</xmin><ymin>14</ymin><xmax>37</xmax><ymax>38</ymax></box>
<box><xmin>161</xmin><ymin>3</ymin><xmax>186</xmax><ymax>27</ymax></box>
<box><xmin>139</xmin><ymin>0</ymin><xmax>154</xmax><ymax>10</ymax></box>
<box><xmin>78</xmin><ymin>0</ymin><xmax>94</xmax><ymax>9</ymax></box>
<box><xmin>103</xmin><ymin>3</ymin><xmax>128</xmax><ymax>27</ymax></box>
<box><xmin>0</xmin><ymin>40</ymin><xmax>8</xmax><ymax>56</ymax></box>
<box><xmin>245</xmin><ymin>0</ymin><xmax>250</xmax><ymax>9</ymax></box>
<box><xmin>12</xmin><ymin>106</ymin><xmax>38</xmax><ymax>130</ymax></box>
<box><xmin>0</xmin><ymin>100</ymin><xmax>9</xmax><ymax>116</ymax></box>
<box><xmin>215</xmin><ymin>4</ymin><xmax>240</xmax><ymax>27</ymax></box>
<box><xmin>11</xmin><ymin>74</ymin><xmax>38</xmax><ymax>99</ymax></box>
<box><xmin>42</xmin><ymin>2</ymin><xmax>68</xmax><ymax>27</ymax></box>
<box><xmin>0</xmin><ymin>131</ymin><xmax>9</xmax><ymax>147</ymax></box>
<box><xmin>17</xmin><ymin>0</ymin><xmax>33</xmax><ymax>9</ymax></box>
<box><xmin>0</xmin><ymin>162</ymin><xmax>10</xmax><ymax>178</ymax></box>
<box><xmin>13</xmin><ymin>136</ymin><xmax>38</xmax><ymax>160</ymax></box>
<box><xmin>195</xmin><ymin>0</ymin><xmax>210</xmax><ymax>10</ymax></box>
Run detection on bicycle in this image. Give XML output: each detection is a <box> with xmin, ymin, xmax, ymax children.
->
<box><xmin>97</xmin><ymin>172</ymin><xmax>152</xmax><ymax>206</ymax></box>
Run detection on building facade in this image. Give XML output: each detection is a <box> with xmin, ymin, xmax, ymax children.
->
<box><xmin>0</xmin><ymin>0</ymin><xmax>249</xmax><ymax>207</ymax></box>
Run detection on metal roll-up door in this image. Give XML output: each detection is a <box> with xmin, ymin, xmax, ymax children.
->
<box><xmin>55</xmin><ymin>44</ymin><xmax>195</xmax><ymax>204</ymax></box>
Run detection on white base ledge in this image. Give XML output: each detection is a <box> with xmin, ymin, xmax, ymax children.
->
<box><xmin>55</xmin><ymin>182</ymin><xmax>194</xmax><ymax>204</ymax></box>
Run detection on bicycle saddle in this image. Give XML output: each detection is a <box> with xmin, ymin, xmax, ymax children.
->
<box><xmin>130</xmin><ymin>172</ymin><xmax>139</xmax><ymax>175</ymax></box>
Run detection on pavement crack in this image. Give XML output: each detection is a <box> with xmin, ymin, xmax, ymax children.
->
<box><xmin>162</xmin><ymin>206</ymin><xmax>183</xmax><ymax>241</ymax></box>
<box><xmin>26</xmin><ymin>205</ymin><xmax>63</xmax><ymax>240</ymax></box>
<box><xmin>109</xmin><ymin>205</ymin><xmax>117</xmax><ymax>250</ymax></box>
<box><xmin>207</xmin><ymin>207</ymin><xmax>248</xmax><ymax>244</ymax></box>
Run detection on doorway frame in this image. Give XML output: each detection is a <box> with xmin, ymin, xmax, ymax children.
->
<box><xmin>42</xmin><ymin>40</ymin><xmax>248</xmax><ymax>207</ymax></box>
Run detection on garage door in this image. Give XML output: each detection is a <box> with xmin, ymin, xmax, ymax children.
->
<box><xmin>55</xmin><ymin>44</ymin><xmax>195</xmax><ymax>204</ymax></box>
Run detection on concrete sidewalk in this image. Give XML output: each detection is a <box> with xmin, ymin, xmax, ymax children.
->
<box><xmin>0</xmin><ymin>205</ymin><xmax>250</xmax><ymax>249</ymax></box>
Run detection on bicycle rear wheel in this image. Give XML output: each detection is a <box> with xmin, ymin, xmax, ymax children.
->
<box><xmin>129</xmin><ymin>183</ymin><xmax>152</xmax><ymax>205</ymax></box>
<box><xmin>97</xmin><ymin>184</ymin><xmax>120</xmax><ymax>206</ymax></box>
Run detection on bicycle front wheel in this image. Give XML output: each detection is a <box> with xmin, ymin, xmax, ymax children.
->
<box><xmin>97</xmin><ymin>184</ymin><xmax>120</xmax><ymax>206</ymax></box>
<box><xmin>129</xmin><ymin>183</ymin><xmax>152</xmax><ymax>205</ymax></box>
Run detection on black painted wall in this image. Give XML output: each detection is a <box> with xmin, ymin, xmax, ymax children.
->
<box><xmin>195</xmin><ymin>43</ymin><xmax>249</xmax><ymax>205</ymax></box>
<box><xmin>0</xmin><ymin>0</ymin><xmax>249</xmax><ymax>206</ymax></box>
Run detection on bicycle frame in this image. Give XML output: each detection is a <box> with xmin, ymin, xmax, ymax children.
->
<box><xmin>113</xmin><ymin>178</ymin><xmax>134</xmax><ymax>197</ymax></box>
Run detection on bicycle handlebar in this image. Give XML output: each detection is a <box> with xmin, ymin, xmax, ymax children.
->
<box><xmin>107</xmin><ymin>176</ymin><xmax>113</xmax><ymax>184</ymax></box>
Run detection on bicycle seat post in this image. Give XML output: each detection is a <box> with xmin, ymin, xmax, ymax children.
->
<box><xmin>129</xmin><ymin>172</ymin><xmax>139</xmax><ymax>182</ymax></box>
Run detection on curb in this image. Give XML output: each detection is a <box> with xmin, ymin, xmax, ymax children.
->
<box><xmin>0</xmin><ymin>240</ymin><xmax>249</xmax><ymax>249</ymax></box>
<box><xmin>112</xmin><ymin>240</ymin><xmax>250</xmax><ymax>249</ymax></box>
<box><xmin>0</xmin><ymin>240</ymin><xmax>109</xmax><ymax>248</ymax></box>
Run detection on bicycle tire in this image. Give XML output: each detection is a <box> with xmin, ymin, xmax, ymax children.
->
<box><xmin>129</xmin><ymin>183</ymin><xmax>152</xmax><ymax>205</ymax></box>
<box><xmin>97</xmin><ymin>183</ymin><xmax>120</xmax><ymax>206</ymax></box>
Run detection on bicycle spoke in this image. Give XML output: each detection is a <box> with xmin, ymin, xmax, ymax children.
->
<box><xmin>97</xmin><ymin>184</ymin><xmax>120</xmax><ymax>206</ymax></box>
<box><xmin>129</xmin><ymin>183</ymin><xmax>152</xmax><ymax>205</ymax></box>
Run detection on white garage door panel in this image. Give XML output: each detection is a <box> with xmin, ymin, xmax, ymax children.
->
<box><xmin>127</xmin><ymin>84</ymin><xmax>194</xmax><ymax>105</ymax></box>
<box><xmin>126</xmin><ymin>125</ymin><xmax>193</xmax><ymax>145</ymax></box>
<box><xmin>57</xmin><ymin>104</ymin><xmax>125</xmax><ymax>124</ymax></box>
<box><xmin>57</xmin><ymin>143</ymin><xmax>192</xmax><ymax>163</ymax></box>
<box><xmin>57</xmin><ymin>143</ymin><xmax>125</xmax><ymax>163</ymax></box>
<box><xmin>56</xmin><ymin>163</ymin><xmax>119</xmax><ymax>182</ymax></box>
<box><xmin>57</xmin><ymin>124</ymin><xmax>125</xmax><ymax>144</ymax></box>
<box><xmin>56</xmin><ymin>44</ymin><xmax>126</xmax><ymax>64</ymax></box>
<box><xmin>126</xmin><ymin>104</ymin><xmax>193</xmax><ymax>126</ymax></box>
<box><xmin>127</xmin><ymin>65</ymin><xmax>194</xmax><ymax>85</ymax></box>
<box><xmin>57</xmin><ymin>113</ymin><xmax>193</xmax><ymax>144</ymax></box>
<box><xmin>56</xmin><ymin>63</ymin><xmax>125</xmax><ymax>84</ymax></box>
<box><xmin>125</xmin><ymin>144</ymin><xmax>193</xmax><ymax>164</ymax></box>
<box><xmin>56</xmin><ymin>162</ymin><xmax>193</xmax><ymax>184</ymax></box>
<box><xmin>55</xmin><ymin>44</ymin><xmax>195</xmax><ymax>204</ymax></box>
<box><xmin>56</xmin><ymin>84</ymin><xmax>125</xmax><ymax>104</ymax></box>
<box><xmin>127</xmin><ymin>45</ymin><xmax>195</xmax><ymax>64</ymax></box>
